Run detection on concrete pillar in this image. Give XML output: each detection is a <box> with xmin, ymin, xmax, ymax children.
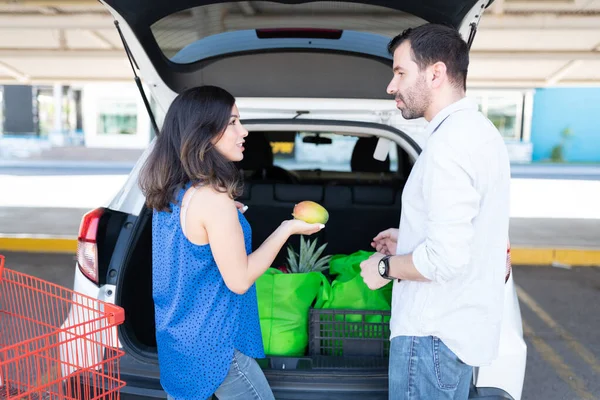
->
<box><xmin>2</xmin><ymin>85</ymin><xmax>35</xmax><ymax>135</ymax></box>
<box><xmin>74</xmin><ymin>89</ymin><xmax>83</xmax><ymax>131</ymax></box>
<box><xmin>53</xmin><ymin>83</ymin><xmax>63</xmax><ymax>134</ymax></box>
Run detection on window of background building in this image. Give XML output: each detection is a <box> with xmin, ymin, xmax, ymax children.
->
<box><xmin>36</xmin><ymin>86</ymin><xmax>77</xmax><ymax>136</ymax></box>
<box><xmin>468</xmin><ymin>90</ymin><xmax>525</xmax><ymax>141</ymax></box>
<box><xmin>97</xmin><ymin>99</ymin><xmax>138</xmax><ymax>135</ymax></box>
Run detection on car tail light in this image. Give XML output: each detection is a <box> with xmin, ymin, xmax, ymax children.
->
<box><xmin>256</xmin><ymin>28</ymin><xmax>343</xmax><ymax>39</ymax></box>
<box><xmin>77</xmin><ymin>208</ymin><xmax>103</xmax><ymax>284</ymax></box>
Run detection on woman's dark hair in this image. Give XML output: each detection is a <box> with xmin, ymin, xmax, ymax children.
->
<box><xmin>138</xmin><ymin>85</ymin><xmax>241</xmax><ymax>211</ymax></box>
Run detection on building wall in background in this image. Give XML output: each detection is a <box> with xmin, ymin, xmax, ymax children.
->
<box><xmin>531</xmin><ymin>88</ymin><xmax>600</xmax><ymax>163</ymax></box>
<box><xmin>82</xmin><ymin>83</ymin><xmax>151</xmax><ymax>149</ymax></box>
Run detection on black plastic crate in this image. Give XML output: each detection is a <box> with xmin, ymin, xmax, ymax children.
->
<box><xmin>308</xmin><ymin>309</ymin><xmax>391</xmax><ymax>358</ymax></box>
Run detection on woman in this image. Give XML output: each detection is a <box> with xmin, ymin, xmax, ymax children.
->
<box><xmin>138</xmin><ymin>85</ymin><xmax>324</xmax><ymax>400</ymax></box>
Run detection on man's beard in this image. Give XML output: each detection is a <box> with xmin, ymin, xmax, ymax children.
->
<box><xmin>396</xmin><ymin>76</ymin><xmax>430</xmax><ymax>120</ymax></box>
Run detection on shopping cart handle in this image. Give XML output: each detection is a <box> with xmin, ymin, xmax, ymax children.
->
<box><xmin>105</xmin><ymin>302</ymin><xmax>126</xmax><ymax>325</ymax></box>
<box><xmin>0</xmin><ymin>254</ymin><xmax>4</xmax><ymax>281</ymax></box>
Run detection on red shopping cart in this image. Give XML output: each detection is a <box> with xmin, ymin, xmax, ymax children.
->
<box><xmin>0</xmin><ymin>254</ymin><xmax>126</xmax><ymax>399</ymax></box>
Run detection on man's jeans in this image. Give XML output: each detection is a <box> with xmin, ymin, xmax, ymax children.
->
<box><xmin>389</xmin><ymin>336</ymin><xmax>473</xmax><ymax>400</ymax></box>
<box><xmin>167</xmin><ymin>349</ymin><xmax>275</xmax><ymax>400</ymax></box>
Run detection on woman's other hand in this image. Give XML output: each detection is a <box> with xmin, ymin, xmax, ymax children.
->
<box><xmin>282</xmin><ymin>219</ymin><xmax>325</xmax><ymax>236</ymax></box>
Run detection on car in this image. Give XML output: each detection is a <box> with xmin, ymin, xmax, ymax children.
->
<box><xmin>63</xmin><ymin>1</ymin><xmax>527</xmax><ymax>399</ymax></box>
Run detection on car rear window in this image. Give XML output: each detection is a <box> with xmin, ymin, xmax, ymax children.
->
<box><xmin>268</xmin><ymin>132</ymin><xmax>399</xmax><ymax>173</ymax></box>
<box><xmin>150</xmin><ymin>1</ymin><xmax>426</xmax><ymax>62</ymax></box>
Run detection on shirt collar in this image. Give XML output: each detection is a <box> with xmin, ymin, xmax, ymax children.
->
<box><xmin>424</xmin><ymin>96</ymin><xmax>478</xmax><ymax>136</ymax></box>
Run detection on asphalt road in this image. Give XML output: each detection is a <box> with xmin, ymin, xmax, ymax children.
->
<box><xmin>1</xmin><ymin>252</ymin><xmax>599</xmax><ymax>400</ymax></box>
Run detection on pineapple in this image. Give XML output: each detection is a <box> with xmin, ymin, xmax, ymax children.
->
<box><xmin>285</xmin><ymin>235</ymin><xmax>332</xmax><ymax>273</ymax></box>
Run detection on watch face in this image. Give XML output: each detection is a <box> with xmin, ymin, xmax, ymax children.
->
<box><xmin>378</xmin><ymin>260</ymin><xmax>386</xmax><ymax>276</ymax></box>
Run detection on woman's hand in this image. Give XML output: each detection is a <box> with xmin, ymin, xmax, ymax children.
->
<box><xmin>282</xmin><ymin>219</ymin><xmax>325</xmax><ymax>236</ymax></box>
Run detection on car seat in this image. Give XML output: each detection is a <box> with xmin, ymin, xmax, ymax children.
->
<box><xmin>350</xmin><ymin>136</ymin><xmax>391</xmax><ymax>173</ymax></box>
<box><xmin>236</xmin><ymin>132</ymin><xmax>297</xmax><ymax>183</ymax></box>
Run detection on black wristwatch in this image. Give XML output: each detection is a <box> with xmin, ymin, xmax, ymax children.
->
<box><xmin>378</xmin><ymin>255</ymin><xmax>393</xmax><ymax>280</ymax></box>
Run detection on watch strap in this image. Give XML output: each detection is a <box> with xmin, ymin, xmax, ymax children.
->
<box><xmin>380</xmin><ymin>255</ymin><xmax>392</xmax><ymax>279</ymax></box>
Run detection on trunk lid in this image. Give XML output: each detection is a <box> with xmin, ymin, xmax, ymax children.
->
<box><xmin>100</xmin><ymin>0</ymin><xmax>490</xmax><ymax>112</ymax></box>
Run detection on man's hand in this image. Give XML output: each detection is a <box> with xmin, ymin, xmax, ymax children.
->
<box><xmin>371</xmin><ymin>228</ymin><xmax>399</xmax><ymax>256</ymax></box>
<box><xmin>360</xmin><ymin>252</ymin><xmax>391</xmax><ymax>290</ymax></box>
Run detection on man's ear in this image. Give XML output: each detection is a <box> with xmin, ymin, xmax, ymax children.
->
<box><xmin>430</xmin><ymin>62</ymin><xmax>447</xmax><ymax>89</ymax></box>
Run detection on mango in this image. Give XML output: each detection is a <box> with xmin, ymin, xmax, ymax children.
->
<box><xmin>292</xmin><ymin>201</ymin><xmax>329</xmax><ymax>224</ymax></box>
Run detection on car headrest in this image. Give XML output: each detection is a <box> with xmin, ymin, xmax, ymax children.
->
<box><xmin>350</xmin><ymin>137</ymin><xmax>390</xmax><ymax>173</ymax></box>
<box><xmin>236</xmin><ymin>132</ymin><xmax>274</xmax><ymax>171</ymax></box>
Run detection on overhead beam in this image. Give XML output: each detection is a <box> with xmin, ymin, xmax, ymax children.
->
<box><xmin>238</xmin><ymin>1</ymin><xmax>256</xmax><ymax>16</ymax></box>
<box><xmin>490</xmin><ymin>0</ymin><xmax>505</xmax><ymax>15</ymax></box>
<box><xmin>469</xmin><ymin>50</ymin><xmax>600</xmax><ymax>60</ymax></box>
<box><xmin>84</xmin><ymin>30</ymin><xmax>117</xmax><ymax>49</ymax></box>
<box><xmin>37</xmin><ymin>7</ymin><xmax>59</xmax><ymax>15</ymax></box>
<box><xmin>0</xmin><ymin>77</ymin><xmax>131</xmax><ymax>85</ymax></box>
<box><xmin>0</xmin><ymin>49</ymin><xmax>126</xmax><ymax>58</ymax></box>
<box><xmin>467</xmin><ymin>79</ymin><xmax>600</xmax><ymax>88</ymax></box>
<box><xmin>545</xmin><ymin>60</ymin><xmax>583</xmax><ymax>86</ymax></box>
<box><xmin>0</xmin><ymin>60</ymin><xmax>30</xmax><ymax>83</ymax></box>
<box><xmin>0</xmin><ymin>0</ymin><xmax>98</xmax><ymax>5</ymax></box>
<box><xmin>479</xmin><ymin>13</ymin><xmax>600</xmax><ymax>29</ymax></box>
<box><xmin>0</xmin><ymin>14</ymin><xmax>114</xmax><ymax>29</ymax></box>
<box><xmin>58</xmin><ymin>29</ymin><xmax>67</xmax><ymax>49</ymax></box>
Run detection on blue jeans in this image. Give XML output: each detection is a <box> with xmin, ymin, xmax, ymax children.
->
<box><xmin>168</xmin><ymin>350</ymin><xmax>274</xmax><ymax>400</ymax></box>
<box><xmin>389</xmin><ymin>336</ymin><xmax>473</xmax><ymax>400</ymax></box>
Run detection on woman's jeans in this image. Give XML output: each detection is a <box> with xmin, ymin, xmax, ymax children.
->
<box><xmin>167</xmin><ymin>350</ymin><xmax>275</xmax><ymax>400</ymax></box>
<box><xmin>389</xmin><ymin>336</ymin><xmax>473</xmax><ymax>400</ymax></box>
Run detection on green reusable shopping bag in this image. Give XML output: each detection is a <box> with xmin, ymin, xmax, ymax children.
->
<box><xmin>256</xmin><ymin>268</ymin><xmax>330</xmax><ymax>356</ymax></box>
<box><xmin>319</xmin><ymin>250</ymin><xmax>393</xmax><ymax>317</ymax></box>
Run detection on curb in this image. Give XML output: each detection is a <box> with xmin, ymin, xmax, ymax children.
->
<box><xmin>0</xmin><ymin>235</ymin><xmax>77</xmax><ymax>254</ymax></box>
<box><xmin>511</xmin><ymin>247</ymin><xmax>600</xmax><ymax>267</ymax></box>
<box><xmin>0</xmin><ymin>235</ymin><xmax>599</xmax><ymax>267</ymax></box>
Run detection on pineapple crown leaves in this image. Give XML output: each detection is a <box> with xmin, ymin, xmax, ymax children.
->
<box><xmin>285</xmin><ymin>235</ymin><xmax>332</xmax><ymax>273</ymax></box>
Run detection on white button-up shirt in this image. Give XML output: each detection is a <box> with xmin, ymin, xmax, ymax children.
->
<box><xmin>391</xmin><ymin>97</ymin><xmax>511</xmax><ymax>366</ymax></box>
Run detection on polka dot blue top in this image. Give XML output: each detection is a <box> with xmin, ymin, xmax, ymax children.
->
<box><xmin>152</xmin><ymin>183</ymin><xmax>265</xmax><ymax>399</ymax></box>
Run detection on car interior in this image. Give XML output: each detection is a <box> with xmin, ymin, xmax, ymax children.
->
<box><xmin>235</xmin><ymin>131</ymin><xmax>411</xmax><ymax>266</ymax></box>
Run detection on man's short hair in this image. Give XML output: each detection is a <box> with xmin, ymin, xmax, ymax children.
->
<box><xmin>388</xmin><ymin>23</ymin><xmax>469</xmax><ymax>90</ymax></box>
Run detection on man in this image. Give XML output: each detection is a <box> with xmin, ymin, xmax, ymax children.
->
<box><xmin>359</xmin><ymin>24</ymin><xmax>511</xmax><ymax>399</ymax></box>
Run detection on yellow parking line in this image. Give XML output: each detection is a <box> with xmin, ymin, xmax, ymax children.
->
<box><xmin>511</xmin><ymin>247</ymin><xmax>600</xmax><ymax>267</ymax></box>
<box><xmin>0</xmin><ymin>235</ymin><xmax>77</xmax><ymax>254</ymax></box>
<box><xmin>522</xmin><ymin>319</ymin><xmax>595</xmax><ymax>400</ymax></box>
<box><xmin>517</xmin><ymin>285</ymin><xmax>600</xmax><ymax>377</ymax></box>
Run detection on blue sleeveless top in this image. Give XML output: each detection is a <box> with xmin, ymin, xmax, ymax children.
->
<box><xmin>152</xmin><ymin>184</ymin><xmax>264</xmax><ymax>399</ymax></box>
